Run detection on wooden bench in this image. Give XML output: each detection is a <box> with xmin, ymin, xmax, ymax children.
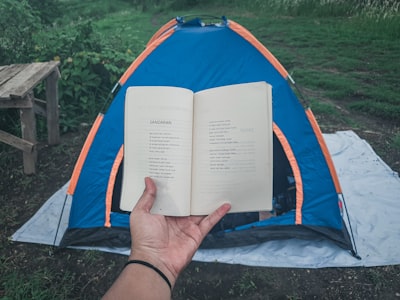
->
<box><xmin>0</xmin><ymin>61</ymin><xmax>61</xmax><ymax>174</ymax></box>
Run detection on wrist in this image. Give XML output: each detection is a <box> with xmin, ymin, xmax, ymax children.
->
<box><xmin>129</xmin><ymin>250</ymin><xmax>178</xmax><ymax>288</ymax></box>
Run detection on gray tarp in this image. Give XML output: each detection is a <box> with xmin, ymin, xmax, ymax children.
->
<box><xmin>12</xmin><ymin>131</ymin><xmax>400</xmax><ymax>267</ymax></box>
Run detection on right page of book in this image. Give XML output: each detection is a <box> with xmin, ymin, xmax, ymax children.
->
<box><xmin>191</xmin><ymin>81</ymin><xmax>273</xmax><ymax>215</ymax></box>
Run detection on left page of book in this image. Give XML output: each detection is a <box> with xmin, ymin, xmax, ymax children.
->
<box><xmin>120</xmin><ymin>86</ymin><xmax>194</xmax><ymax>216</ymax></box>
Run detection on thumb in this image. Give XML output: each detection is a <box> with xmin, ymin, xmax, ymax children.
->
<box><xmin>133</xmin><ymin>177</ymin><xmax>157</xmax><ymax>213</ymax></box>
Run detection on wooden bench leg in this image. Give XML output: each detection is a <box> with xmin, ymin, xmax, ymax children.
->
<box><xmin>20</xmin><ymin>92</ymin><xmax>37</xmax><ymax>174</ymax></box>
<box><xmin>46</xmin><ymin>69</ymin><xmax>60</xmax><ymax>145</ymax></box>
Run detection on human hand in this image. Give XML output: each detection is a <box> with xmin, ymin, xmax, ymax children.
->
<box><xmin>128</xmin><ymin>177</ymin><xmax>231</xmax><ymax>288</ymax></box>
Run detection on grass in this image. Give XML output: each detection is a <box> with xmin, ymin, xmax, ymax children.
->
<box><xmin>224</xmin><ymin>8</ymin><xmax>399</xmax><ymax>125</ymax></box>
<box><xmin>1</xmin><ymin>268</ymin><xmax>76</xmax><ymax>300</ymax></box>
<box><xmin>228</xmin><ymin>271</ymin><xmax>258</xmax><ymax>297</ymax></box>
<box><xmin>393</xmin><ymin>134</ymin><xmax>400</xmax><ymax>150</ymax></box>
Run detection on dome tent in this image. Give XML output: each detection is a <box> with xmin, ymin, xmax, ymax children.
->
<box><xmin>60</xmin><ymin>16</ymin><xmax>357</xmax><ymax>257</ymax></box>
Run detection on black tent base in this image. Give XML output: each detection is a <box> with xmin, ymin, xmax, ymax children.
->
<box><xmin>60</xmin><ymin>221</ymin><xmax>358</xmax><ymax>259</ymax></box>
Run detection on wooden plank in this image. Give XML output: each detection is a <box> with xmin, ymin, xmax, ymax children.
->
<box><xmin>19</xmin><ymin>93</ymin><xmax>37</xmax><ymax>174</ymax></box>
<box><xmin>0</xmin><ymin>97</ymin><xmax>33</xmax><ymax>108</ymax></box>
<box><xmin>12</xmin><ymin>61</ymin><xmax>61</xmax><ymax>98</ymax></box>
<box><xmin>0</xmin><ymin>64</ymin><xmax>27</xmax><ymax>87</ymax></box>
<box><xmin>0</xmin><ymin>64</ymin><xmax>32</xmax><ymax>99</ymax></box>
<box><xmin>45</xmin><ymin>70</ymin><xmax>60</xmax><ymax>144</ymax></box>
<box><xmin>0</xmin><ymin>61</ymin><xmax>60</xmax><ymax>100</ymax></box>
<box><xmin>0</xmin><ymin>129</ymin><xmax>35</xmax><ymax>153</ymax></box>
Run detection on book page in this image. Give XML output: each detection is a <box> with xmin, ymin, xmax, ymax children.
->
<box><xmin>191</xmin><ymin>82</ymin><xmax>273</xmax><ymax>215</ymax></box>
<box><xmin>120</xmin><ymin>86</ymin><xmax>194</xmax><ymax>216</ymax></box>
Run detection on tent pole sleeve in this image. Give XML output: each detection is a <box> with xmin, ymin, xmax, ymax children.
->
<box><xmin>67</xmin><ymin>113</ymin><xmax>104</xmax><ymax>195</ymax></box>
<box><xmin>146</xmin><ymin>18</ymin><xmax>178</xmax><ymax>47</ymax></box>
<box><xmin>104</xmin><ymin>145</ymin><xmax>124</xmax><ymax>227</ymax></box>
<box><xmin>273</xmin><ymin>123</ymin><xmax>303</xmax><ymax>224</ymax></box>
<box><xmin>305</xmin><ymin>108</ymin><xmax>342</xmax><ymax>194</ymax></box>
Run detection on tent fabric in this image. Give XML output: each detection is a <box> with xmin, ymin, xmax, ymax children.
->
<box><xmin>56</xmin><ymin>17</ymin><xmax>354</xmax><ymax>252</ymax></box>
<box><xmin>12</xmin><ymin>131</ymin><xmax>400</xmax><ymax>267</ymax></box>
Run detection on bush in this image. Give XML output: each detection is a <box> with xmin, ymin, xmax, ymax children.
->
<box><xmin>33</xmin><ymin>22</ymin><xmax>134</xmax><ymax>132</ymax></box>
<box><xmin>0</xmin><ymin>0</ymin><xmax>40</xmax><ymax>65</ymax></box>
<box><xmin>27</xmin><ymin>0</ymin><xmax>61</xmax><ymax>25</ymax></box>
<box><xmin>245</xmin><ymin>0</ymin><xmax>399</xmax><ymax>20</ymax></box>
<box><xmin>56</xmin><ymin>50</ymin><xmax>133</xmax><ymax>132</ymax></box>
<box><xmin>33</xmin><ymin>21</ymin><xmax>103</xmax><ymax>61</ymax></box>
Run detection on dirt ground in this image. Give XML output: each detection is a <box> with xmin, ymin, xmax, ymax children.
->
<box><xmin>1</xmin><ymin>105</ymin><xmax>399</xmax><ymax>299</ymax></box>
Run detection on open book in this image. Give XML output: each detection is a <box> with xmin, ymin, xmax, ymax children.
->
<box><xmin>120</xmin><ymin>81</ymin><xmax>273</xmax><ymax>216</ymax></box>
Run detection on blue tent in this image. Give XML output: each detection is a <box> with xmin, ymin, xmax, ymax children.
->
<box><xmin>60</xmin><ymin>17</ymin><xmax>357</xmax><ymax>256</ymax></box>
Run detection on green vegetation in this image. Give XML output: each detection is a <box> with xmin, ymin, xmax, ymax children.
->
<box><xmin>1</xmin><ymin>268</ymin><xmax>76</xmax><ymax>300</ymax></box>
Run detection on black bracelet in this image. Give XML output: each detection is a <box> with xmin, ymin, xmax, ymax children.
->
<box><xmin>124</xmin><ymin>259</ymin><xmax>172</xmax><ymax>291</ymax></box>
